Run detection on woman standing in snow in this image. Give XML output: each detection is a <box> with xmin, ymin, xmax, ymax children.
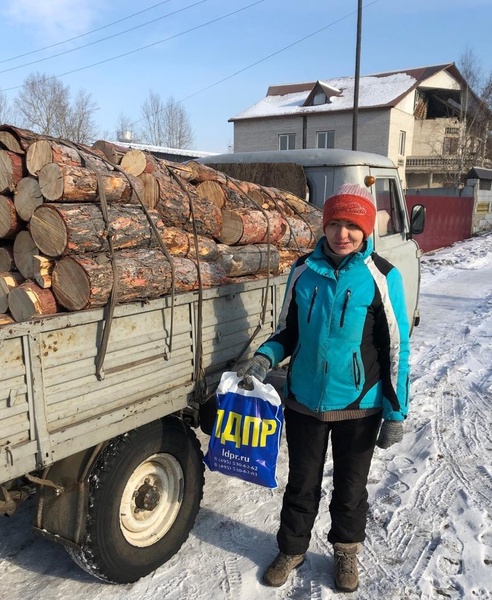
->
<box><xmin>238</xmin><ymin>183</ymin><xmax>410</xmax><ymax>592</ymax></box>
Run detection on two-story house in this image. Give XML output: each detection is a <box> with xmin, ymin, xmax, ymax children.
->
<box><xmin>230</xmin><ymin>63</ymin><xmax>491</xmax><ymax>190</ymax></box>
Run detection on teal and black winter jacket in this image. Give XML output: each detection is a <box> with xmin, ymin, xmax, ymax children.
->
<box><xmin>256</xmin><ymin>236</ymin><xmax>411</xmax><ymax>421</ymax></box>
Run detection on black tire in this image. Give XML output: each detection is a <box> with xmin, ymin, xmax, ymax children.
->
<box><xmin>69</xmin><ymin>416</ymin><xmax>204</xmax><ymax>583</ymax></box>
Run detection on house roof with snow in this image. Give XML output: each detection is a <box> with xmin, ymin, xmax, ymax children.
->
<box><xmin>230</xmin><ymin>63</ymin><xmax>466</xmax><ymax>122</ymax></box>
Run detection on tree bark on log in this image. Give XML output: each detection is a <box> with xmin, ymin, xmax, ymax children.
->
<box><xmin>156</xmin><ymin>158</ymin><xmax>195</xmax><ymax>182</ymax></box>
<box><xmin>13</xmin><ymin>230</ymin><xmax>40</xmax><ymax>279</ymax></box>
<box><xmin>52</xmin><ymin>250</ymin><xmax>229</xmax><ymax>311</ymax></box>
<box><xmin>26</xmin><ymin>139</ymin><xmax>108</xmax><ymax>176</ymax></box>
<box><xmin>127</xmin><ymin>154</ymin><xmax>179</xmax><ymax>204</ymax></box>
<box><xmin>0</xmin><ymin>150</ymin><xmax>25</xmax><ymax>194</ymax></box>
<box><xmin>51</xmin><ymin>250</ymin><xmax>173</xmax><ymax>310</ymax></box>
<box><xmin>92</xmin><ymin>140</ymin><xmax>129</xmax><ymax>165</ymax></box>
<box><xmin>0</xmin><ymin>313</ymin><xmax>15</xmax><ymax>325</ymax></box>
<box><xmin>277</xmin><ymin>248</ymin><xmax>309</xmax><ymax>273</ymax></box>
<box><xmin>14</xmin><ymin>176</ymin><xmax>44</xmax><ymax>221</ymax></box>
<box><xmin>186</xmin><ymin>161</ymin><xmax>230</xmax><ymax>185</ymax></box>
<box><xmin>0</xmin><ymin>271</ymin><xmax>25</xmax><ymax>313</ymax></box>
<box><xmin>0</xmin><ymin>195</ymin><xmax>23</xmax><ymax>238</ymax></box>
<box><xmin>0</xmin><ymin>125</ymin><xmax>40</xmax><ymax>154</ymax></box>
<box><xmin>276</xmin><ymin>215</ymin><xmax>317</xmax><ymax>249</ymax></box>
<box><xmin>219</xmin><ymin>208</ymin><xmax>286</xmax><ymax>245</ymax></box>
<box><xmin>0</xmin><ymin>245</ymin><xmax>15</xmax><ymax>271</ymax></box>
<box><xmin>217</xmin><ymin>244</ymin><xmax>280</xmax><ymax>276</ymax></box>
<box><xmin>30</xmin><ymin>203</ymin><xmax>222</xmax><ymax>261</ymax></box>
<box><xmin>8</xmin><ymin>280</ymin><xmax>58</xmax><ymax>322</ymax></box>
<box><xmin>161</xmin><ymin>227</ymin><xmax>220</xmax><ymax>262</ymax></box>
<box><xmin>38</xmin><ymin>162</ymin><xmax>144</xmax><ymax>203</ymax></box>
<box><xmin>169</xmin><ymin>257</ymin><xmax>228</xmax><ymax>292</ymax></box>
<box><xmin>186</xmin><ymin>162</ymin><xmax>320</xmax><ymax>233</ymax></box>
<box><xmin>30</xmin><ymin>203</ymin><xmax>166</xmax><ymax>257</ymax></box>
<box><xmin>156</xmin><ymin>179</ymin><xmax>222</xmax><ymax>239</ymax></box>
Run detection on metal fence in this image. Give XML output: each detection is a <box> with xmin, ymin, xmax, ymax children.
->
<box><xmin>406</xmin><ymin>194</ymin><xmax>475</xmax><ymax>253</ymax></box>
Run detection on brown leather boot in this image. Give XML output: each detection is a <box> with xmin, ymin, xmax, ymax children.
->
<box><xmin>333</xmin><ymin>542</ymin><xmax>361</xmax><ymax>592</ymax></box>
<box><xmin>262</xmin><ymin>551</ymin><xmax>305</xmax><ymax>587</ymax></box>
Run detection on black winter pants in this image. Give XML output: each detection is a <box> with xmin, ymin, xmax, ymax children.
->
<box><xmin>277</xmin><ymin>407</ymin><xmax>382</xmax><ymax>555</ymax></box>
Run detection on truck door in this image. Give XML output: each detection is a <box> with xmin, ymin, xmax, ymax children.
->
<box><xmin>369</xmin><ymin>173</ymin><xmax>422</xmax><ymax>332</ymax></box>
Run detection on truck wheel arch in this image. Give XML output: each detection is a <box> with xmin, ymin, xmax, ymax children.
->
<box><xmin>35</xmin><ymin>416</ymin><xmax>205</xmax><ymax>583</ymax></box>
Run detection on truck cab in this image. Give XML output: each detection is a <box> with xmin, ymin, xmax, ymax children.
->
<box><xmin>198</xmin><ymin>148</ymin><xmax>425</xmax><ymax>331</ymax></box>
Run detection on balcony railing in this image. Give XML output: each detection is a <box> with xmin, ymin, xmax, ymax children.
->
<box><xmin>406</xmin><ymin>156</ymin><xmax>461</xmax><ymax>170</ymax></box>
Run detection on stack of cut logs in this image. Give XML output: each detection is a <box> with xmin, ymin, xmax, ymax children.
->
<box><xmin>0</xmin><ymin>125</ymin><xmax>322</xmax><ymax>324</ymax></box>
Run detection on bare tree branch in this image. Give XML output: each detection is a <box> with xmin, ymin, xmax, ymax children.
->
<box><xmin>0</xmin><ymin>90</ymin><xmax>13</xmax><ymax>124</ymax></box>
<box><xmin>15</xmin><ymin>72</ymin><xmax>98</xmax><ymax>143</ymax></box>
<box><xmin>140</xmin><ymin>90</ymin><xmax>166</xmax><ymax>146</ymax></box>
<box><xmin>140</xmin><ymin>91</ymin><xmax>194</xmax><ymax>148</ymax></box>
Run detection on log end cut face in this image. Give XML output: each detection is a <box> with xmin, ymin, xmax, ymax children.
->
<box><xmin>30</xmin><ymin>205</ymin><xmax>68</xmax><ymax>257</ymax></box>
<box><xmin>38</xmin><ymin>162</ymin><xmax>64</xmax><ymax>201</ymax></box>
<box><xmin>52</xmin><ymin>257</ymin><xmax>92</xmax><ymax>311</ymax></box>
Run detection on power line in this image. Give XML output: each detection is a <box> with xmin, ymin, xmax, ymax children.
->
<box><xmin>0</xmin><ymin>0</ymin><xmax>176</xmax><ymax>65</ymax></box>
<box><xmin>0</xmin><ymin>0</ymin><xmax>209</xmax><ymax>75</ymax></box>
<box><xmin>1</xmin><ymin>1</ymin><xmax>265</xmax><ymax>91</ymax></box>
<box><xmin>130</xmin><ymin>0</ymin><xmax>380</xmax><ymax>129</ymax></box>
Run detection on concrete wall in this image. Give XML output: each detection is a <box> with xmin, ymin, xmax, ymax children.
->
<box><xmin>473</xmin><ymin>188</ymin><xmax>492</xmax><ymax>233</ymax></box>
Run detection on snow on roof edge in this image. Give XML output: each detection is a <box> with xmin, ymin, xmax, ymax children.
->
<box><xmin>110</xmin><ymin>141</ymin><xmax>217</xmax><ymax>158</ymax></box>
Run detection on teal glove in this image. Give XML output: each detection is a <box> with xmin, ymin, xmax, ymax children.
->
<box><xmin>376</xmin><ymin>420</ymin><xmax>403</xmax><ymax>449</ymax></box>
<box><xmin>237</xmin><ymin>354</ymin><xmax>271</xmax><ymax>386</ymax></box>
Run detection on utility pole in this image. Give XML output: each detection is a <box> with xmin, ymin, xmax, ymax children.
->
<box><xmin>352</xmin><ymin>0</ymin><xmax>363</xmax><ymax>150</ymax></box>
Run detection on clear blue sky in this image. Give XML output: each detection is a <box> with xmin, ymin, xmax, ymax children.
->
<box><xmin>0</xmin><ymin>0</ymin><xmax>490</xmax><ymax>153</ymax></box>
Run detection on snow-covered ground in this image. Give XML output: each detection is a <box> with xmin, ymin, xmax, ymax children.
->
<box><xmin>1</xmin><ymin>233</ymin><xmax>491</xmax><ymax>600</ymax></box>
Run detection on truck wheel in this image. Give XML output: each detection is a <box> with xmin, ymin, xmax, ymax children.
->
<box><xmin>69</xmin><ymin>416</ymin><xmax>204</xmax><ymax>583</ymax></box>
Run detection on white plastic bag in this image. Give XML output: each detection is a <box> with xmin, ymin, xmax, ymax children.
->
<box><xmin>204</xmin><ymin>372</ymin><xmax>283</xmax><ymax>488</ymax></box>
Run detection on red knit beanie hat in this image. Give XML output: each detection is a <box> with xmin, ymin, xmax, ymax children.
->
<box><xmin>322</xmin><ymin>183</ymin><xmax>376</xmax><ymax>239</ymax></box>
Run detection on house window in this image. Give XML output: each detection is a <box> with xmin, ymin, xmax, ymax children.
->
<box><xmin>313</xmin><ymin>91</ymin><xmax>327</xmax><ymax>105</ymax></box>
<box><xmin>479</xmin><ymin>179</ymin><xmax>492</xmax><ymax>191</ymax></box>
<box><xmin>443</xmin><ymin>137</ymin><xmax>459</xmax><ymax>155</ymax></box>
<box><xmin>398</xmin><ymin>131</ymin><xmax>406</xmax><ymax>156</ymax></box>
<box><xmin>279</xmin><ymin>133</ymin><xmax>295</xmax><ymax>151</ymax></box>
<box><xmin>317</xmin><ymin>131</ymin><xmax>335</xmax><ymax>149</ymax></box>
<box><xmin>445</xmin><ymin>127</ymin><xmax>459</xmax><ymax>135</ymax></box>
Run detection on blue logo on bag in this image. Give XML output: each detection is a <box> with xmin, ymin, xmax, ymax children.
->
<box><xmin>204</xmin><ymin>372</ymin><xmax>283</xmax><ymax>488</ymax></box>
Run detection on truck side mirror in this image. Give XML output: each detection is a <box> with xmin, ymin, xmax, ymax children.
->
<box><xmin>409</xmin><ymin>204</ymin><xmax>426</xmax><ymax>236</ymax></box>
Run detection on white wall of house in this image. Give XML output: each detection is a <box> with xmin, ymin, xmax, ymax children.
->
<box><xmin>304</xmin><ymin>112</ymin><xmax>352</xmax><ymax>149</ymax></box>
<box><xmin>387</xmin><ymin>108</ymin><xmax>416</xmax><ymax>188</ymax></box>
<box><xmin>233</xmin><ymin>108</ymin><xmax>393</xmax><ymax>158</ymax></box>
<box><xmin>411</xmin><ymin>117</ymin><xmax>459</xmax><ymax>156</ymax></box>
<box><xmin>418</xmin><ymin>71</ymin><xmax>461</xmax><ymax>91</ymax></box>
<box><xmin>394</xmin><ymin>90</ymin><xmax>416</xmax><ymax>114</ymax></box>
<box><xmin>233</xmin><ymin>117</ymin><xmax>303</xmax><ymax>152</ymax></box>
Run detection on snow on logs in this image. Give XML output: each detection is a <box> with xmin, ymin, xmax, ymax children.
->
<box><xmin>0</xmin><ymin>126</ymin><xmax>323</xmax><ymax>323</ymax></box>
